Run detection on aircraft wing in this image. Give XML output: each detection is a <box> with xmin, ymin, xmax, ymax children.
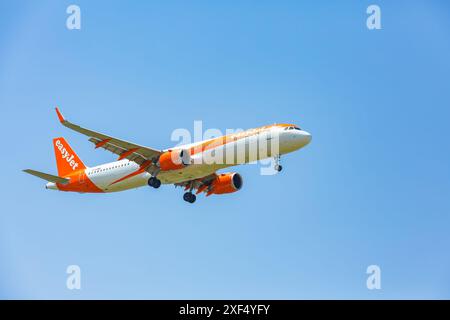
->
<box><xmin>55</xmin><ymin>108</ymin><xmax>162</xmax><ymax>172</ymax></box>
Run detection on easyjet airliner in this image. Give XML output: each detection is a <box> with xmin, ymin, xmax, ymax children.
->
<box><xmin>23</xmin><ymin>108</ymin><xmax>311</xmax><ymax>203</ymax></box>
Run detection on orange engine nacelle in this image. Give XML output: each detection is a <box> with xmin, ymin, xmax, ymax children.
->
<box><xmin>159</xmin><ymin>149</ymin><xmax>191</xmax><ymax>171</ymax></box>
<box><xmin>209</xmin><ymin>173</ymin><xmax>243</xmax><ymax>195</ymax></box>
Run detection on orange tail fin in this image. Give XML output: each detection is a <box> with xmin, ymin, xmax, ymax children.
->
<box><xmin>53</xmin><ymin>137</ymin><xmax>86</xmax><ymax>177</ymax></box>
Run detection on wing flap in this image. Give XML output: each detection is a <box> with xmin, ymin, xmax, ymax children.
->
<box><xmin>88</xmin><ymin>137</ymin><xmax>150</xmax><ymax>165</ymax></box>
<box><xmin>175</xmin><ymin>173</ymin><xmax>217</xmax><ymax>193</ymax></box>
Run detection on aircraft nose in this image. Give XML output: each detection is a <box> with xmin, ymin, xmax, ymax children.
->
<box><xmin>288</xmin><ymin>130</ymin><xmax>312</xmax><ymax>149</ymax></box>
<box><xmin>292</xmin><ymin>130</ymin><xmax>311</xmax><ymax>148</ymax></box>
<box><xmin>301</xmin><ymin>130</ymin><xmax>312</xmax><ymax>145</ymax></box>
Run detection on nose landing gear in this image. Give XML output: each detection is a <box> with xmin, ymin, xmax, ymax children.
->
<box><xmin>274</xmin><ymin>155</ymin><xmax>283</xmax><ymax>172</ymax></box>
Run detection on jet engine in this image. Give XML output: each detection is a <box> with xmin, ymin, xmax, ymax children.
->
<box><xmin>159</xmin><ymin>149</ymin><xmax>191</xmax><ymax>171</ymax></box>
<box><xmin>209</xmin><ymin>173</ymin><xmax>243</xmax><ymax>195</ymax></box>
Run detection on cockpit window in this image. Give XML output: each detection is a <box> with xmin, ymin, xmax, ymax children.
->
<box><xmin>284</xmin><ymin>126</ymin><xmax>302</xmax><ymax>131</ymax></box>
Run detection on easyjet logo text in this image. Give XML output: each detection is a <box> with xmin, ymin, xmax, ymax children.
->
<box><xmin>55</xmin><ymin>139</ymin><xmax>79</xmax><ymax>170</ymax></box>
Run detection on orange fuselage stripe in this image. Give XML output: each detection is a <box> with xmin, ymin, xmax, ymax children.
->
<box><xmin>109</xmin><ymin>160</ymin><xmax>152</xmax><ymax>186</ymax></box>
<box><xmin>188</xmin><ymin>124</ymin><xmax>293</xmax><ymax>156</ymax></box>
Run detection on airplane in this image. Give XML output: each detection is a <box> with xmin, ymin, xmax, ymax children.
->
<box><xmin>23</xmin><ymin>108</ymin><xmax>312</xmax><ymax>203</ymax></box>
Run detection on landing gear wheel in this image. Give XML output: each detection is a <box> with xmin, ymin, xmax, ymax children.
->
<box><xmin>183</xmin><ymin>192</ymin><xmax>196</xmax><ymax>203</ymax></box>
<box><xmin>153</xmin><ymin>179</ymin><xmax>161</xmax><ymax>188</ymax></box>
<box><xmin>274</xmin><ymin>155</ymin><xmax>282</xmax><ymax>172</ymax></box>
<box><xmin>148</xmin><ymin>177</ymin><xmax>161</xmax><ymax>188</ymax></box>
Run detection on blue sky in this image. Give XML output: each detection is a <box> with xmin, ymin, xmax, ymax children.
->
<box><xmin>1</xmin><ymin>0</ymin><xmax>449</xmax><ymax>299</ymax></box>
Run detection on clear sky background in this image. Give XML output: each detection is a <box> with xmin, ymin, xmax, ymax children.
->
<box><xmin>1</xmin><ymin>0</ymin><xmax>449</xmax><ymax>299</ymax></box>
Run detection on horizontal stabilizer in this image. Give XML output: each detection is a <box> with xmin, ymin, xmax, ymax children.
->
<box><xmin>23</xmin><ymin>169</ymin><xmax>69</xmax><ymax>185</ymax></box>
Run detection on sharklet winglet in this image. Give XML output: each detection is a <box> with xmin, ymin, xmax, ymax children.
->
<box><xmin>55</xmin><ymin>107</ymin><xmax>65</xmax><ymax>123</ymax></box>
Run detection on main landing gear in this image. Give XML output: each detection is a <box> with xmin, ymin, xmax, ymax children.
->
<box><xmin>148</xmin><ymin>176</ymin><xmax>161</xmax><ymax>188</ymax></box>
<box><xmin>274</xmin><ymin>155</ymin><xmax>283</xmax><ymax>172</ymax></box>
<box><xmin>183</xmin><ymin>182</ymin><xmax>196</xmax><ymax>203</ymax></box>
<box><xmin>183</xmin><ymin>192</ymin><xmax>196</xmax><ymax>204</ymax></box>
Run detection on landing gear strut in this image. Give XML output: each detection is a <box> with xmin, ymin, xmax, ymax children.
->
<box><xmin>183</xmin><ymin>192</ymin><xmax>196</xmax><ymax>203</ymax></box>
<box><xmin>148</xmin><ymin>177</ymin><xmax>161</xmax><ymax>188</ymax></box>
<box><xmin>274</xmin><ymin>155</ymin><xmax>283</xmax><ymax>172</ymax></box>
